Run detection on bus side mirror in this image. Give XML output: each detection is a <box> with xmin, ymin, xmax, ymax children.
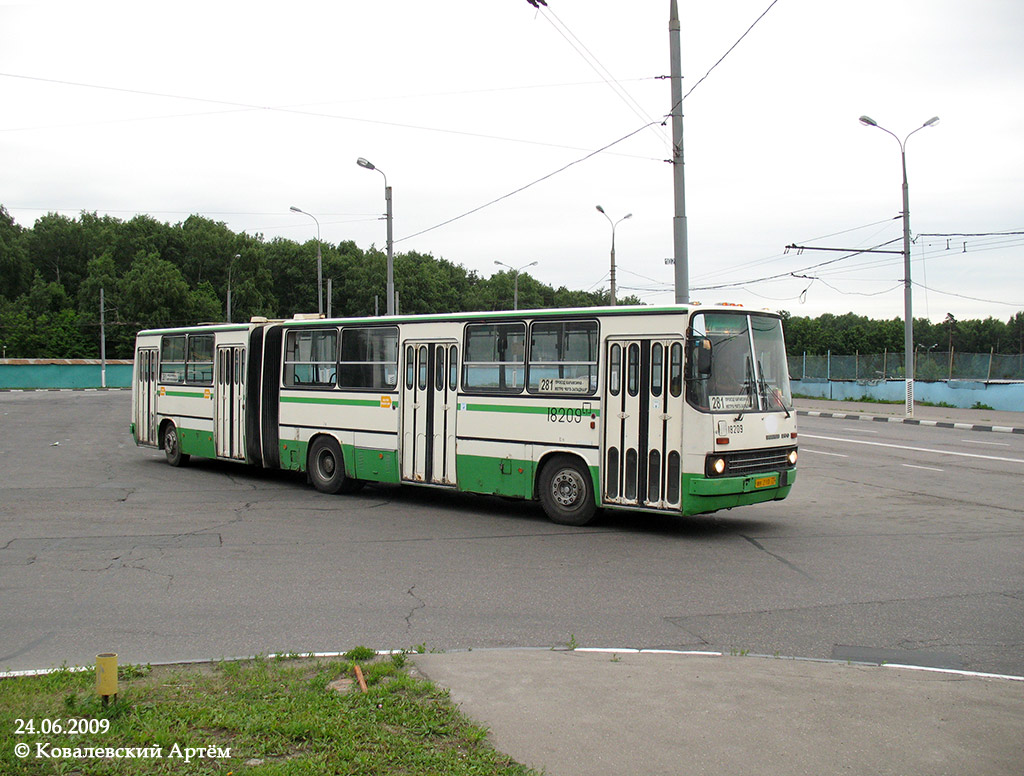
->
<box><xmin>696</xmin><ymin>338</ymin><xmax>712</xmax><ymax>376</ymax></box>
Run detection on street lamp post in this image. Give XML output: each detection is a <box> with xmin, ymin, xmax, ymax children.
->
<box><xmin>859</xmin><ymin>115</ymin><xmax>939</xmax><ymax>417</ymax></box>
<box><xmin>357</xmin><ymin>158</ymin><xmax>394</xmax><ymax>316</ymax></box>
<box><xmin>595</xmin><ymin>206</ymin><xmax>632</xmax><ymax>306</ymax></box>
<box><xmin>289</xmin><ymin>206</ymin><xmax>323</xmax><ymax>316</ymax></box>
<box><xmin>226</xmin><ymin>253</ymin><xmax>240</xmax><ymax>322</ymax></box>
<box><xmin>493</xmin><ymin>260</ymin><xmax>538</xmax><ymax>310</ymax></box>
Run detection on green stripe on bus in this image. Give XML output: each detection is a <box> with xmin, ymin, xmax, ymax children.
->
<box><xmin>281</xmin><ymin>396</ymin><xmax>397</xmax><ymax>408</ymax></box>
<box><xmin>163</xmin><ymin>390</ymin><xmax>209</xmax><ymax>398</ymax></box>
<box><xmin>463</xmin><ymin>403</ymin><xmax>600</xmax><ymax>417</ymax></box>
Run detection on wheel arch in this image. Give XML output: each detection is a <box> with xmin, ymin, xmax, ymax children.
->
<box><xmin>158</xmin><ymin>417</ymin><xmax>175</xmax><ymax>451</ymax></box>
<box><xmin>304</xmin><ymin>431</ymin><xmax>355</xmax><ymax>477</ymax></box>
<box><xmin>534</xmin><ymin>449</ymin><xmax>600</xmax><ymax>502</ymax></box>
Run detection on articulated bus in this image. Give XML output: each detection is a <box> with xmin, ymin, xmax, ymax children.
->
<box><xmin>131</xmin><ymin>304</ymin><xmax>797</xmax><ymax>525</ymax></box>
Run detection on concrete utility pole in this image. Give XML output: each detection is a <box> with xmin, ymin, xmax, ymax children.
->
<box><xmin>290</xmin><ymin>207</ymin><xmax>323</xmax><ymax>316</ymax></box>
<box><xmin>99</xmin><ymin>287</ymin><xmax>106</xmax><ymax>389</ymax></box>
<box><xmin>859</xmin><ymin>114</ymin><xmax>939</xmax><ymax>417</ymax></box>
<box><xmin>595</xmin><ymin>206</ymin><xmax>631</xmax><ymax>305</ymax></box>
<box><xmin>669</xmin><ymin>0</ymin><xmax>689</xmax><ymax>303</ymax></box>
<box><xmin>357</xmin><ymin>157</ymin><xmax>395</xmax><ymax>316</ymax></box>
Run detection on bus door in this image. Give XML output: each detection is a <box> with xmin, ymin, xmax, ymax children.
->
<box><xmin>134</xmin><ymin>347</ymin><xmax>158</xmax><ymax>445</ymax></box>
<box><xmin>215</xmin><ymin>345</ymin><xmax>246</xmax><ymax>460</ymax></box>
<box><xmin>401</xmin><ymin>340</ymin><xmax>458</xmax><ymax>486</ymax></box>
<box><xmin>602</xmin><ymin>339</ymin><xmax>684</xmax><ymax>509</ymax></box>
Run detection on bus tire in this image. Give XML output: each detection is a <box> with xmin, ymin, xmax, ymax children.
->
<box><xmin>538</xmin><ymin>455</ymin><xmax>596</xmax><ymax>526</ymax></box>
<box><xmin>308</xmin><ymin>436</ymin><xmax>362</xmax><ymax>495</ymax></box>
<box><xmin>163</xmin><ymin>423</ymin><xmax>190</xmax><ymax>467</ymax></box>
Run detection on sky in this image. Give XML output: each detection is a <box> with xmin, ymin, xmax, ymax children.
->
<box><xmin>2</xmin><ymin>0</ymin><xmax>1022</xmax><ymax>323</ymax></box>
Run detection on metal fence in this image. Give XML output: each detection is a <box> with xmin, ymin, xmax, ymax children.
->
<box><xmin>788</xmin><ymin>351</ymin><xmax>1024</xmax><ymax>381</ymax></box>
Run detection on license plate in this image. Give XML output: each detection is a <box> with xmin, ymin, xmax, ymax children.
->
<box><xmin>754</xmin><ymin>476</ymin><xmax>778</xmax><ymax>489</ymax></box>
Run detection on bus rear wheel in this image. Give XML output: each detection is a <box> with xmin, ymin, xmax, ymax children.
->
<box><xmin>308</xmin><ymin>436</ymin><xmax>363</xmax><ymax>495</ymax></box>
<box><xmin>539</xmin><ymin>455</ymin><xmax>596</xmax><ymax>526</ymax></box>
<box><xmin>163</xmin><ymin>423</ymin><xmax>190</xmax><ymax>467</ymax></box>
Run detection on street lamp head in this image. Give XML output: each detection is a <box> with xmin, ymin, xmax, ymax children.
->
<box><xmin>623</xmin><ymin>213</ymin><xmax>633</xmax><ymax>221</ymax></box>
<box><xmin>595</xmin><ymin>205</ymin><xmax>606</xmax><ymax>214</ymax></box>
<box><xmin>526</xmin><ymin>261</ymin><xmax>538</xmax><ymax>269</ymax></box>
<box><xmin>858</xmin><ymin>115</ymin><xmax>878</xmax><ymax>127</ymax></box>
<box><xmin>923</xmin><ymin>116</ymin><xmax>940</xmax><ymax>128</ymax></box>
<box><xmin>357</xmin><ymin>157</ymin><xmax>376</xmax><ymax>171</ymax></box>
<box><xmin>289</xmin><ymin>205</ymin><xmax>303</xmax><ymax>214</ymax></box>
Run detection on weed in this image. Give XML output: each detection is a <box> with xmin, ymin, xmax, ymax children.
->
<box><xmin>343</xmin><ymin>646</ymin><xmax>377</xmax><ymax>662</ymax></box>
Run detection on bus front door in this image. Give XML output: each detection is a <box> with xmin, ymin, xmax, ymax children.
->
<box><xmin>602</xmin><ymin>339</ymin><xmax>684</xmax><ymax>510</ymax></box>
<box><xmin>134</xmin><ymin>347</ymin><xmax>158</xmax><ymax>445</ymax></box>
<box><xmin>401</xmin><ymin>341</ymin><xmax>458</xmax><ymax>486</ymax></box>
<box><xmin>215</xmin><ymin>345</ymin><xmax>246</xmax><ymax>460</ymax></box>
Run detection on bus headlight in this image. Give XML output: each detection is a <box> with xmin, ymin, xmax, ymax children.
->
<box><xmin>712</xmin><ymin>457</ymin><xmax>727</xmax><ymax>475</ymax></box>
<box><xmin>788</xmin><ymin>449</ymin><xmax>798</xmax><ymax>466</ymax></box>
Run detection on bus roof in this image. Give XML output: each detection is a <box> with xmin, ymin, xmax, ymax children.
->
<box><xmin>135</xmin><ymin>303</ymin><xmax>781</xmax><ymax>337</ymax></box>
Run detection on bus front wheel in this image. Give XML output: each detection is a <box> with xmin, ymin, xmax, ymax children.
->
<box><xmin>163</xmin><ymin>423</ymin><xmax>190</xmax><ymax>467</ymax></box>
<box><xmin>539</xmin><ymin>455</ymin><xmax>596</xmax><ymax>526</ymax></box>
<box><xmin>308</xmin><ymin>437</ymin><xmax>363</xmax><ymax>495</ymax></box>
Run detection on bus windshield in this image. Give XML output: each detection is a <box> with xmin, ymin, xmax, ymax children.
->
<box><xmin>687</xmin><ymin>312</ymin><xmax>793</xmax><ymax>414</ymax></box>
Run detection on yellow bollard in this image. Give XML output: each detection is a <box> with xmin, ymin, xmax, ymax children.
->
<box><xmin>96</xmin><ymin>653</ymin><xmax>118</xmax><ymax>706</ymax></box>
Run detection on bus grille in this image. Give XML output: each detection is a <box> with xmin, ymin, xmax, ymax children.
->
<box><xmin>713</xmin><ymin>447</ymin><xmax>796</xmax><ymax>477</ymax></box>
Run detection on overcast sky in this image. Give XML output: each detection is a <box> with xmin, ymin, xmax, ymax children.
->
<box><xmin>2</xmin><ymin>0</ymin><xmax>1022</xmax><ymax>323</ymax></box>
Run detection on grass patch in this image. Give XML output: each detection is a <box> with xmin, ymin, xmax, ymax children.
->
<box><xmin>1</xmin><ymin>652</ymin><xmax>538</xmax><ymax>775</ymax></box>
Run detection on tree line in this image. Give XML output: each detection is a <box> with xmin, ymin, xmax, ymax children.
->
<box><xmin>0</xmin><ymin>206</ymin><xmax>637</xmax><ymax>360</ymax></box>
<box><xmin>1</xmin><ymin>205</ymin><xmax>1020</xmax><ymax>360</ymax></box>
<box><xmin>781</xmin><ymin>310</ymin><xmax>1024</xmax><ymax>357</ymax></box>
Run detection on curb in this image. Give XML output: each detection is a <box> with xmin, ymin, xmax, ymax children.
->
<box><xmin>5</xmin><ymin>647</ymin><xmax>1023</xmax><ymax>683</ymax></box>
<box><xmin>797</xmin><ymin>409</ymin><xmax>1024</xmax><ymax>435</ymax></box>
<box><xmin>0</xmin><ymin>387</ymin><xmax>131</xmax><ymax>393</ymax></box>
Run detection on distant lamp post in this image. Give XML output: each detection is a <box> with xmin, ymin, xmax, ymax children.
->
<box><xmin>493</xmin><ymin>260</ymin><xmax>538</xmax><ymax>310</ymax></box>
<box><xmin>858</xmin><ymin>114</ymin><xmax>938</xmax><ymax>417</ymax></box>
<box><xmin>290</xmin><ymin>206</ymin><xmax>323</xmax><ymax>316</ymax></box>
<box><xmin>226</xmin><ymin>253</ymin><xmax>240</xmax><ymax>322</ymax></box>
<box><xmin>357</xmin><ymin>157</ymin><xmax>394</xmax><ymax>316</ymax></box>
<box><xmin>595</xmin><ymin>206</ymin><xmax>632</xmax><ymax>306</ymax></box>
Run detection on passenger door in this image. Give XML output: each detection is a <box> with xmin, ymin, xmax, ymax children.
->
<box><xmin>602</xmin><ymin>338</ymin><xmax>684</xmax><ymax>509</ymax></box>
<box><xmin>215</xmin><ymin>345</ymin><xmax>246</xmax><ymax>460</ymax></box>
<box><xmin>401</xmin><ymin>341</ymin><xmax>458</xmax><ymax>485</ymax></box>
<box><xmin>134</xmin><ymin>347</ymin><xmax>158</xmax><ymax>445</ymax></box>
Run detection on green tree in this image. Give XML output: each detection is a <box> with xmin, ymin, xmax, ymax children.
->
<box><xmin>118</xmin><ymin>251</ymin><xmax>193</xmax><ymax>328</ymax></box>
<box><xmin>0</xmin><ymin>206</ymin><xmax>31</xmax><ymax>300</ymax></box>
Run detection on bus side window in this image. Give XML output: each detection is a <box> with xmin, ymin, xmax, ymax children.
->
<box><xmin>463</xmin><ymin>322</ymin><xmax>526</xmax><ymax>393</ymax></box>
<box><xmin>186</xmin><ymin>334</ymin><xmax>214</xmax><ymax>384</ymax></box>
<box><xmin>160</xmin><ymin>335</ymin><xmax>186</xmax><ymax>383</ymax></box>
<box><xmin>339</xmin><ymin>326</ymin><xmax>398</xmax><ymax>390</ymax></box>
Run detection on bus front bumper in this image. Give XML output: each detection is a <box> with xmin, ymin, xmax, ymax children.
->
<box><xmin>688</xmin><ymin>468</ymin><xmax>795</xmax><ymax>497</ymax></box>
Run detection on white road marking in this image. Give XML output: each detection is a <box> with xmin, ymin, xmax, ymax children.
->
<box><xmin>961</xmin><ymin>439</ymin><xmax>1010</xmax><ymax>447</ymax></box>
<box><xmin>801</xmin><ymin>434</ymin><xmax>1024</xmax><ymax>465</ymax></box>
<box><xmin>803</xmin><ymin>448</ymin><xmax>848</xmax><ymax>458</ymax></box>
<box><xmin>902</xmin><ymin>464</ymin><xmax>944</xmax><ymax>472</ymax></box>
<box><xmin>843</xmin><ymin>427</ymin><xmax>877</xmax><ymax>433</ymax></box>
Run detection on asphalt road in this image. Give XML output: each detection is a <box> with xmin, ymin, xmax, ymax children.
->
<box><xmin>1</xmin><ymin>391</ymin><xmax>1022</xmax><ymax>676</ymax></box>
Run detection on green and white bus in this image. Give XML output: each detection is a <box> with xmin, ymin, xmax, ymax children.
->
<box><xmin>131</xmin><ymin>304</ymin><xmax>797</xmax><ymax>525</ymax></box>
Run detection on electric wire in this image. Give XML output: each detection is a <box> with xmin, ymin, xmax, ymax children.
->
<box><xmin>681</xmin><ymin>0</ymin><xmax>781</xmax><ymax>102</ymax></box>
<box><xmin>394</xmin><ymin>120</ymin><xmax>658</xmax><ymax>244</ymax></box>
<box><xmin>0</xmin><ymin>71</ymin><xmax>662</xmax><ymax>161</ymax></box>
<box><xmin>539</xmin><ymin>6</ymin><xmax>670</xmax><ymax>147</ymax></box>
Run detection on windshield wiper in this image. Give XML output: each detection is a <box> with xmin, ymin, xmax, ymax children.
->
<box><xmin>757</xmin><ymin>359</ymin><xmax>791</xmax><ymax>418</ymax></box>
